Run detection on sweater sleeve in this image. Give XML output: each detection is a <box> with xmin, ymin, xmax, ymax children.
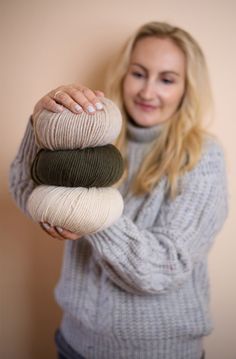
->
<box><xmin>9</xmin><ymin>119</ymin><xmax>39</xmax><ymax>215</ymax></box>
<box><xmin>86</xmin><ymin>140</ymin><xmax>228</xmax><ymax>295</ymax></box>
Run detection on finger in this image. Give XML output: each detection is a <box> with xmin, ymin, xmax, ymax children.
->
<box><xmin>40</xmin><ymin>222</ymin><xmax>65</xmax><ymax>240</ymax></box>
<box><xmin>49</xmin><ymin>91</ymin><xmax>83</xmax><ymax>114</ymax></box>
<box><xmin>78</xmin><ymin>87</ymin><xmax>104</xmax><ymax>110</ymax></box>
<box><xmin>41</xmin><ymin>95</ymin><xmax>64</xmax><ymax>113</ymax></box>
<box><xmin>69</xmin><ymin>87</ymin><xmax>104</xmax><ymax>114</ymax></box>
<box><xmin>50</xmin><ymin>85</ymin><xmax>104</xmax><ymax>114</ymax></box>
<box><xmin>32</xmin><ymin>99</ymin><xmax>64</xmax><ymax>123</ymax></box>
<box><xmin>94</xmin><ymin>90</ymin><xmax>105</xmax><ymax>97</ymax></box>
<box><xmin>55</xmin><ymin>226</ymin><xmax>80</xmax><ymax>240</ymax></box>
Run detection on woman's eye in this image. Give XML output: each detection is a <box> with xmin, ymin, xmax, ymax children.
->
<box><xmin>161</xmin><ymin>78</ymin><xmax>174</xmax><ymax>84</ymax></box>
<box><xmin>131</xmin><ymin>72</ymin><xmax>145</xmax><ymax>78</ymax></box>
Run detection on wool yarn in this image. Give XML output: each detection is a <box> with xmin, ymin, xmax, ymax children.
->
<box><xmin>31</xmin><ymin>145</ymin><xmax>124</xmax><ymax>187</ymax></box>
<box><xmin>28</xmin><ymin>97</ymin><xmax>124</xmax><ymax>235</ymax></box>
<box><xmin>27</xmin><ymin>185</ymin><xmax>124</xmax><ymax>235</ymax></box>
<box><xmin>33</xmin><ymin>97</ymin><xmax>122</xmax><ymax>150</ymax></box>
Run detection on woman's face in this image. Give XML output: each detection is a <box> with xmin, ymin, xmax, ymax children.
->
<box><xmin>122</xmin><ymin>36</ymin><xmax>186</xmax><ymax>127</ymax></box>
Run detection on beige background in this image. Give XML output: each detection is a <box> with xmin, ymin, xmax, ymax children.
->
<box><xmin>1</xmin><ymin>0</ymin><xmax>235</xmax><ymax>358</ymax></box>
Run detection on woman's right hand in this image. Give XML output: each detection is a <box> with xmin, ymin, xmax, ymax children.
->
<box><xmin>40</xmin><ymin>222</ymin><xmax>81</xmax><ymax>241</ymax></box>
<box><xmin>32</xmin><ymin>84</ymin><xmax>105</xmax><ymax>123</ymax></box>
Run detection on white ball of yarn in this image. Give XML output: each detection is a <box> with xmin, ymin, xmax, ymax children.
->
<box><xmin>33</xmin><ymin>97</ymin><xmax>122</xmax><ymax>150</ymax></box>
<box><xmin>27</xmin><ymin>185</ymin><xmax>124</xmax><ymax>235</ymax></box>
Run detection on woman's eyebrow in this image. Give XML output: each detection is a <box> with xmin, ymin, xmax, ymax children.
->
<box><xmin>130</xmin><ymin>63</ymin><xmax>180</xmax><ymax>76</ymax></box>
<box><xmin>130</xmin><ymin>63</ymin><xmax>147</xmax><ymax>71</ymax></box>
<box><xmin>160</xmin><ymin>70</ymin><xmax>181</xmax><ymax>77</ymax></box>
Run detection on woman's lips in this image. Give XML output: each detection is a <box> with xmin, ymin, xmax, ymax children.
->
<box><xmin>135</xmin><ymin>101</ymin><xmax>158</xmax><ymax>112</ymax></box>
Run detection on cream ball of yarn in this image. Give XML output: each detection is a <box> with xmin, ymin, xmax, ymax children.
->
<box><xmin>27</xmin><ymin>185</ymin><xmax>124</xmax><ymax>235</ymax></box>
<box><xmin>33</xmin><ymin>97</ymin><xmax>122</xmax><ymax>150</ymax></box>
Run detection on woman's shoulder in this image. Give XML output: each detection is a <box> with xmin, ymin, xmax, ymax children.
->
<box><xmin>190</xmin><ymin>134</ymin><xmax>227</xmax><ymax>178</ymax></box>
<box><xmin>203</xmin><ymin>134</ymin><xmax>225</xmax><ymax>155</ymax></box>
<box><xmin>203</xmin><ymin>134</ymin><xmax>226</xmax><ymax>163</ymax></box>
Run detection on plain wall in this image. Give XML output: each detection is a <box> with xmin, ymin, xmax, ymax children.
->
<box><xmin>1</xmin><ymin>0</ymin><xmax>235</xmax><ymax>358</ymax></box>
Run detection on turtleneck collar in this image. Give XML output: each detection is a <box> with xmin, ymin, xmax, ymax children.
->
<box><xmin>127</xmin><ymin>120</ymin><xmax>163</xmax><ymax>143</ymax></box>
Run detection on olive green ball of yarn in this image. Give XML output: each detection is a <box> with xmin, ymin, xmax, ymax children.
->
<box><xmin>31</xmin><ymin>145</ymin><xmax>124</xmax><ymax>187</ymax></box>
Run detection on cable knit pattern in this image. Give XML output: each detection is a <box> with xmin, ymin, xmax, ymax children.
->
<box><xmin>8</xmin><ymin>120</ymin><xmax>228</xmax><ymax>359</ymax></box>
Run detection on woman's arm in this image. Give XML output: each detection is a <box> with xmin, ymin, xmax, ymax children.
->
<box><xmin>9</xmin><ymin>119</ymin><xmax>39</xmax><ymax>215</ymax></box>
<box><xmin>85</xmin><ymin>140</ymin><xmax>228</xmax><ymax>295</ymax></box>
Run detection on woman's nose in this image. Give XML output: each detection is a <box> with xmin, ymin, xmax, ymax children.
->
<box><xmin>139</xmin><ymin>81</ymin><xmax>156</xmax><ymax>100</ymax></box>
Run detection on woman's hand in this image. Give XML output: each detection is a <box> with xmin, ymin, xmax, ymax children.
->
<box><xmin>40</xmin><ymin>222</ymin><xmax>81</xmax><ymax>240</ymax></box>
<box><xmin>32</xmin><ymin>84</ymin><xmax>105</xmax><ymax>123</ymax></box>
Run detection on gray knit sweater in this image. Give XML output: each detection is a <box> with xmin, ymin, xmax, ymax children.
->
<box><xmin>9</xmin><ymin>120</ymin><xmax>228</xmax><ymax>359</ymax></box>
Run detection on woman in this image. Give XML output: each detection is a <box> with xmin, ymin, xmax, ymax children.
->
<box><xmin>9</xmin><ymin>21</ymin><xmax>228</xmax><ymax>359</ymax></box>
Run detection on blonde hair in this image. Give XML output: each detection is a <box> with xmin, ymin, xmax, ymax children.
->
<box><xmin>105</xmin><ymin>21</ymin><xmax>213</xmax><ymax>198</ymax></box>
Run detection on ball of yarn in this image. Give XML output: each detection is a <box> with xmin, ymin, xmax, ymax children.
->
<box><xmin>27</xmin><ymin>185</ymin><xmax>124</xmax><ymax>235</ymax></box>
<box><xmin>33</xmin><ymin>97</ymin><xmax>122</xmax><ymax>150</ymax></box>
<box><xmin>31</xmin><ymin>145</ymin><xmax>124</xmax><ymax>187</ymax></box>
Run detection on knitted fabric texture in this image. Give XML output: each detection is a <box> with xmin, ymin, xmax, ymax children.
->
<box><xmin>31</xmin><ymin>145</ymin><xmax>124</xmax><ymax>187</ymax></box>
<box><xmin>27</xmin><ymin>185</ymin><xmax>124</xmax><ymax>235</ymax></box>
<box><xmin>33</xmin><ymin>97</ymin><xmax>122</xmax><ymax>150</ymax></box>
<box><xmin>9</xmin><ymin>120</ymin><xmax>228</xmax><ymax>359</ymax></box>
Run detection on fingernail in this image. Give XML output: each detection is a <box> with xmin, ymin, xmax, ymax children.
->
<box><xmin>95</xmin><ymin>102</ymin><xmax>103</xmax><ymax>110</ymax></box>
<box><xmin>87</xmin><ymin>105</ymin><xmax>95</xmax><ymax>113</ymax></box>
<box><xmin>42</xmin><ymin>223</ymin><xmax>51</xmax><ymax>230</ymax></box>
<box><xmin>75</xmin><ymin>104</ymin><xmax>82</xmax><ymax>112</ymax></box>
<box><xmin>56</xmin><ymin>226</ymin><xmax>63</xmax><ymax>233</ymax></box>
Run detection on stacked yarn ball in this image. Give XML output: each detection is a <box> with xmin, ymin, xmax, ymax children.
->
<box><xmin>27</xmin><ymin>98</ymin><xmax>124</xmax><ymax>235</ymax></box>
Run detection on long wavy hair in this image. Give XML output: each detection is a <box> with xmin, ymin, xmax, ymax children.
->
<box><xmin>105</xmin><ymin>21</ymin><xmax>213</xmax><ymax>198</ymax></box>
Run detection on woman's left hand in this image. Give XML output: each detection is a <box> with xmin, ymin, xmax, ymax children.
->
<box><xmin>40</xmin><ymin>222</ymin><xmax>81</xmax><ymax>240</ymax></box>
